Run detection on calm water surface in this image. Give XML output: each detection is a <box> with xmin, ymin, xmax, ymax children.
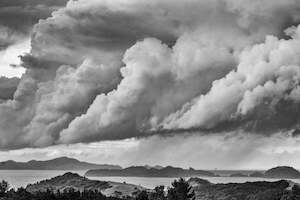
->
<box><xmin>0</xmin><ymin>170</ymin><xmax>85</xmax><ymax>188</ymax></box>
<box><xmin>0</xmin><ymin>170</ymin><xmax>300</xmax><ymax>189</ymax></box>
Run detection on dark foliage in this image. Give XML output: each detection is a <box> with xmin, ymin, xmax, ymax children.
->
<box><xmin>0</xmin><ymin>180</ymin><xmax>9</xmax><ymax>197</ymax></box>
<box><xmin>149</xmin><ymin>186</ymin><xmax>166</xmax><ymax>200</ymax></box>
<box><xmin>193</xmin><ymin>180</ymin><xmax>300</xmax><ymax>200</ymax></box>
<box><xmin>0</xmin><ymin>178</ymin><xmax>300</xmax><ymax>200</ymax></box>
<box><xmin>167</xmin><ymin>178</ymin><xmax>195</xmax><ymax>200</ymax></box>
<box><xmin>135</xmin><ymin>178</ymin><xmax>195</xmax><ymax>200</ymax></box>
<box><xmin>292</xmin><ymin>184</ymin><xmax>300</xmax><ymax>195</ymax></box>
<box><xmin>135</xmin><ymin>191</ymin><xmax>149</xmax><ymax>200</ymax></box>
<box><xmin>1</xmin><ymin>186</ymin><xmax>126</xmax><ymax>200</ymax></box>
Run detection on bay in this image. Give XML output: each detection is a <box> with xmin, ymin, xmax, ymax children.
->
<box><xmin>0</xmin><ymin>170</ymin><xmax>299</xmax><ymax>189</ymax></box>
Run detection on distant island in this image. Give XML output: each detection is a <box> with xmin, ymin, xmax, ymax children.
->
<box><xmin>229</xmin><ymin>166</ymin><xmax>300</xmax><ymax>179</ymax></box>
<box><xmin>229</xmin><ymin>173</ymin><xmax>248</xmax><ymax>177</ymax></box>
<box><xmin>0</xmin><ymin>157</ymin><xmax>121</xmax><ymax>170</ymax></box>
<box><xmin>1</xmin><ymin>157</ymin><xmax>299</xmax><ymax>180</ymax></box>
<box><xmin>264</xmin><ymin>166</ymin><xmax>300</xmax><ymax>179</ymax></box>
<box><xmin>85</xmin><ymin>166</ymin><xmax>216</xmax><ymax>177</ymax></box>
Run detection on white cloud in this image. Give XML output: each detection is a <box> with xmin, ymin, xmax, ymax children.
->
<box><xmin>1</xmin><ymin>0</ymin><xmax>300</xmax><ymax>150</ymax></box>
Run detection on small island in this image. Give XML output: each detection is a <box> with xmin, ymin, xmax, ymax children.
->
<box><xmin>264</xmin><ymin>166</ymin><xmax>300</xmax><ymax>179</ymax></box>
<box><xmin>228</xmin><ymin>166</ymin><xmax>300</xmax><ymax>179</ymax></box>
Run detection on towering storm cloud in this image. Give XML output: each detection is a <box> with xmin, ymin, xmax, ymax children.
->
<box><xmin>2</xmin><ymin>0</ymin><xmax>300</xmax><ymax>149</ymax></box>
<box><xmin>0</xmin><ymin>0</ymin><xmax>69</xmax><ymax>77</ymax></box>
<box><xmin>0</xmin><ymin>0</ymin><xmax>68</xmax><ymax>48</ymax></box>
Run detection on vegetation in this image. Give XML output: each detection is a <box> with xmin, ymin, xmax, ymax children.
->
<box><xmin>0</xmin><ymin>178</ymin><xmax>195</xmax><ymax>200</ymax></box>
<box><xmin>136</xmin><ymin>178</ymin><xmax>300</xmax><ymax>200</ymax></box>
<box><xmin>0</xmin><ymin>176</ymin><xmax>300</xmax><ymax>200</ymax></box>
<box><xmin>1</xmin><ymin>187</ymin><xmax>126</xmax><ymax>200</ymax></box>
<box><xmin>136</xmin><ymin>178</ymin><xmax>195</xmax><ymax>200</ymax></box>
<box><xmin>148</xmin><ymin>186</ymin><xmax>166</xmax><ymax>200</ymax></box>
<box><xmin>192</xmin><ymin>180</ymin><xmax>300</xmax><ymax>200</ymax></box>
<box><xmin>26</xmin><ymin>173</ymin><xmax>110</xmax><ymax>193</ymax></box>
<box><xmin>0</xmin><ymin>180</ymin><xmax>9</xmax><ymax>196</ymax></box>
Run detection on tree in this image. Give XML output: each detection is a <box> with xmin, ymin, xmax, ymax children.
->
<box><xmin>292</xmin><ymin>184</ymin><xmax>300</xmax><ymax>196</ymax></box>
<box><xmin>167</xmin><ymin>178</ymin><xmax>195</xmax><ymax>200</ymax></box>
<box><xmin>0</xmin><ymin>180</ymin><xmax>9</xmax><ymax>196</ymax></box>
<box><xmin>136</xmin><ymin>190</ymin><xmax>149</xmax><ymax>200</ymax></box>
<box><xmin>149</xmin><ymin>186</ymin><xmax>166</xmax><ymax>200</ymax></box>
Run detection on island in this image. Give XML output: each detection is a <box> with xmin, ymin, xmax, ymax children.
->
<box><xmin>85</xmin><ymin>166</ymin><xmax>216</xmax><ymax>177</ymax></box>
<box><xmin>0</xmin><ymin>157</ymin><xmax>121</xmax><ymax>171</ymax></box>
<box><xmin>249</xmin><ymin>172</ymin><xmax>265</xmax><ymax>177</ymax></box>
<box><xmin>229</xmin><ymin>173</ymin><xmax>249</xmax><ymax>177</ymax></box>
<box><xmin>228</xmin><ymin>166</ymin><xmax>300</xmax><ymax>179</ymax></box>
<box><xmin>264</xmin><ymin>166</ymin><xmax>300</xmax><ymax>179</ymax></box>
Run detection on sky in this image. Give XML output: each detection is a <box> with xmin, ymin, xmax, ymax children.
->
<box><xmin>0</xmin><ymin>39</ymin><xmax>28</xmax><ymax>78</ymax></box>
<box><xmin>1</xmin><ymin>0</ymin><xmax>300</xmax><ymax>169</ymax></box>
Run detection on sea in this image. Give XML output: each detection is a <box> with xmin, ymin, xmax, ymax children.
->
<box><xmin>0</xmin><ymin>170</ymin><xmax>300</xmax><ymax>189</ymax></box>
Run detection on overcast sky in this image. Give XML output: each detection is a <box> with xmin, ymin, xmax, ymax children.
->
<box><xmin>1</xmin><ymin>0</ymin><xmax>300</xmax><ymax>169</ymax></box>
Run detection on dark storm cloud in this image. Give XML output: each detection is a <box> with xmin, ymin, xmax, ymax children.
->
<box><xmin>2</xmin><ymin>0</ymin><xmax>300</xmax><ymax>149</ymax></box>
<box><xmin>0</xmin><ymin>0</ymin><xmax>69</xmax><ymax>48</ymax></box>
<box><xmin>0</xmin><ymin>76</ymin><xmax>19</xmax><ymax>100</ymax></box>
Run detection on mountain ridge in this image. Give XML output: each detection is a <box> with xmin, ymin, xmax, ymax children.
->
<box><xmin>0</xmin><ymin>157</ymin><xmax>122</xmax><ymax>170</ymax></box>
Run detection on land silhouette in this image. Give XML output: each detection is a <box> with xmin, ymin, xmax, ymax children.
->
<box><xmin>0</xmin><ymin>157</ymin><xmax>121</xmax><ymax>170</ymax></box>
<box><xmin>0</xmin><ymin>173</ymin><xmax>299</xmax><ymax>200</ymax></box>
<box><xmin>85</xmin><ymin>166</ymin><xmax>216</xmax><ymax>178</ymax></box>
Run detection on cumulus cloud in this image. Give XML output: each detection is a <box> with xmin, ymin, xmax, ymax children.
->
<box><xmin>2</xmin><ymin>0</ymin><xmax>300</xmax><ymax>149</ymax></box>
<box><xmin>163</xmin><ymin>26</ymin><xmax>300</xmax><ymax>133</ymax></box>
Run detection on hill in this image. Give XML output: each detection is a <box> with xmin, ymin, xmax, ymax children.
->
<box><xmin>187</xmin><ymin>177</ymin><xmax>212</xmax><ymax>187</ymax></box>
<box><xmin>227</xmin><ymin>166</ymin><xmax>300</xmax><ymax>179</ymax></box>
<box><xmin>18</xmin><ymin>174</ymin><xmax>300</xmax><ymax>200</ymax></box>
<box><xmin>192</xmin><ymin>179</ymin><xmax>299</xmax><ymax>200</ymax></box>
<box><xmin>0</xmin><ymin>157</ymin><xmax>121</xmax><ymax>170</ymax></box>
<box><xmin>264</xmin><ymin>166</ymin><xmax>300</xmax><ymax>179</ymax></box>
<box><xmin>26</xmin><ymin>172</ymin><xmax>145</xmax><ymax>198</ymax></box>
<box><xmin>249</xmin><ymin>172</ymin><xmax>265</xmax><ymax>177</ymax></box>
<box><xmin>229</xmin><ymin>173</ymin><xmax>249</xmax><ymax>177</ymax></box>
<box><xmin>85</xmin><ymin>166</ymin><xmax>216</xmax><ymax>177</ymax></box>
